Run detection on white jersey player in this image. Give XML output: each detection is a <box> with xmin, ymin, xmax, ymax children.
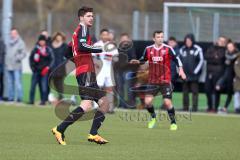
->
<box><xmin>92</xmin><ymin>29</ymin><xmax>118</xmax><ymax>113</ymax></box>
<box><xmin>93</xmin><ymin>40</ymin><xmax>118</xmax><ymax>87</ymax></box>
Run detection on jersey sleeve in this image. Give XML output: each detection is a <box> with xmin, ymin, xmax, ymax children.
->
<box><xmin>169</xmin><ymin>46</ymin><xmax>183</xmax><ymax>67</ymax></box>
<box><xmin>193</xmin><ymin>46</ymin><xmax>204</xmax><ymax>74</ymax></box>
<box><xmin>139</xmin><ymin>47</ymin><xmax>148</xmax><ymax>62</ymax></box>
<box><xmin>78</xmin><ymin>25</ymin><xmax>102</xmax><ymax>53</ymax></box>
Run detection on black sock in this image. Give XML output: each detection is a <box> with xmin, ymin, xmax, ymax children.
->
<box><xmin>167</xmin><ymin>107</ymin><xmax>176</xmax><ymax>124</ymax></box>
<box><xmin>57</xmin><ymin>106</ymin><xmax>85</xmax><ymax>133</ymax></box>
<box><xmin>90</xmin><ymin>111</ymin><xmax>105</xmax><ymax>135</ymax></box>
<box><xmin>140</xmin><ymin>98</ymin><xmax>144</xmax><ymax>105</ymax></box>
<box><xmin>146</xmin><ymin>105</ymin><xmax>156</xmax><ymax>118</ymax></box>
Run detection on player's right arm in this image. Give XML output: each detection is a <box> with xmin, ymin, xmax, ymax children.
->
<box><xmin>130</xmin><ymin>47</ymin><xmax>148</xmax><ymax>64</ymax></box>
<box><xmin>77</xmin><ymin>26</ymin><xmax>102</xmax><ymax>53</ymax></box>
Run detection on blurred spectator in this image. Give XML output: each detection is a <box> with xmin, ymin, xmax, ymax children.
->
<box><xmin>179</xmin><ymin>34</ymin><xmax>204</xmax><ymax>112</ymax></box>
<box><xmin>49</xmin><ymin>32</ymin><xmax>68</xmax><ymax>100</ymax></box>
<box><xmin>40</xmin><ymin>30</ymin><xmax>52</xmax><ymax>97</ymax></box>
<box><xmin>0</xmin><ymin>34</ymin><xmax>5</xmax><ymax>100</ymax></box>
<box><xmin>234</xmin><ymin>52</ymin><xmax>240</xmax><ymax>114</ymax></box>
<box><xmin>40</xmin><ymin>30</ymin><xmax>52</xmax><ymax>46</ymax></box>
<box><xmin>5</xmin><ymin>28</ymin><xmax>26</xmax><ymax>102</ymax></box>
<box><xmin>115</xmin><ymin>33</ymin><xmax>137</xmax><ymax>108</ymax></box>
<box><xmin>93</xmin><ymin>28</ymin><xmax>118</xmax><ymax>113</ymax></box>
<box><xmin>168</xmin><ymin>36</ymin><xmax>180</xmax><ymax>83</ymax></box>
<box><xmin>29</xmin><ymin>35</ymin><xmax>55</xmax><ymax>105</ymax></box>
<box><xmin>216</xmin><ymin>42</ymin><xmax>239</xmax><ymax>113</ymax></box>
<box><xmin>108</xmin><ymin>30</ymin><xmax>116</xmax><ymax>42</ymax></box>
<box><xmin>204</xmin><ymin>36</ymin><xmax>227</xmax><ymax>112</ymax></box>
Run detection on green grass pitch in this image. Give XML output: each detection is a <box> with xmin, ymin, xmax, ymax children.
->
<box><xmin>0</xmin><ymin>104</ymin><xmax>239</xmax><ymax>160</ymax></box>
<box><xmin>22</xmin><ymin>73</ymin><xmax>234</xmax><ymax>112</ymax></box>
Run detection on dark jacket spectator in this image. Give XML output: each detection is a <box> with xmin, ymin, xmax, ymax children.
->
<box><xmin>117</xmin><ymin>34</ymin><xmax>137</xmax><ymax>69</ymax></box>
<box><xmin>49</xmin><ymin>32</ymin><xmax>68</xmax><ymax>100</ymax></box>
<box><xmin>217</xmin><ymin>43</ymin><xmax>238</xmax><ymax>89</ymax></box>
<box><xmin>204</xmin><ymin>36</ymin><xmax>227</xmax><ymax>112</ymax></box>
<box><xmin>115</xmin><ymin>33</ymin><xmax>137</xmax><ymax>108</ymax></box>
<box><xmin>30</xmin><ymin>42</ymin><xmax>55</xmax><ymax>73</ymax></box>
<box><xmin>180</xmin><ymin>34</ymin><xmax>204</xmax><ymax>82</ymax></box>
<box><xmin>50</xmin><ymin>32</ymin><xmax>67</xmax><ymax>76</ymax></box>
<box><xmin>205</xmin><ymin>46</ymin><xmax>226</xmax><ymax>74</ymax></box>
<box><xmin>29</xmin><ymin>35</ymin><xmax>55</xmax><ymax>105</ymax></box>
<box><xmin>216</xmin><ymin>42</ymin><xmax>239</xmax><ymax>113</ymax></box>
<box><xmin>179</xmin><ymin>34</ymin><xmax>204</xmax><ymax>111</ymax></box>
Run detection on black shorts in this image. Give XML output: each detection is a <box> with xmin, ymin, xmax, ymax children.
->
<box><xmin>76</xmin><ymin>72</ymin><xmax>105</xmax><ymax>102</ymax></box>
<box><xmin>147</xmin><ymin>83</ymin><xmax>173</xmax><ymax>99</ymax></box>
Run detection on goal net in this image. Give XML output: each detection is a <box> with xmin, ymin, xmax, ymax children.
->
<box><xmin>163</xmin><ymin>2</ymin><xmax>240</xmax><ymax>42</ymax></box>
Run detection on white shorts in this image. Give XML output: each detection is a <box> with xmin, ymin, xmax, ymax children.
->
<box><xmin>97</xmin><ymin>71</ymin><xmax>115</xmax><ymax>87</ymax></box>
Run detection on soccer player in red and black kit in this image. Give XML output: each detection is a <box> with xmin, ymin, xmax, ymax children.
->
<box><xmin>51</xmin><ymin>6</ymin><xmax>110</xmax><ymax>145</ymax></box>
<box><xmin>131</xmin><ymin>31</ymin><xmax>186</xmax><ymax>130</ymax></box>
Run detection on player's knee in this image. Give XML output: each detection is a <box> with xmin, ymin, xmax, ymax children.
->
<box><xmin>163</xmin><ymin>99</ymin><xmax>172</xmax><ymax>108</ymax></box>
<box><xmin>98</xmin><ymin>96</ymin><xmax>110</xmax><ymax>113</ymax></box>
<box><xmin>80</xmin><ymin>100</ymin><xmax>92</xmax><ymax>112</ymax></box>
<box><xmin>144</xmin><ymin>97</ymin><xmax>153</xmax><ymax>106</ymax></box>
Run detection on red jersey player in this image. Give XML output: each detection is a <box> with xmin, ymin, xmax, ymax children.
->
<box><xmin>131</xmin><ymin>31</ymin><xmax>186</xmax><ymax>130</ymax></box>
<box><xmin>52</xmin><ymin>6</ymin><xmax>110</xmax><ymax>145</ymax></box>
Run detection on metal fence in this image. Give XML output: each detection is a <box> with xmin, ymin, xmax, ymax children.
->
<box><xmin>6</xmin><ymin>9</ymin><xmax>240</xmax><ymax>51</ymax></box>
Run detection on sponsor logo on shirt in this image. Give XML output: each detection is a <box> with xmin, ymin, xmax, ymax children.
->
<box><xmin>152</xmin><ymin>56</ymin><xmax>163</xmax><ymax>62</ymax></box>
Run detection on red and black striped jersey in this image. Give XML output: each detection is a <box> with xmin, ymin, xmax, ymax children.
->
<box><xmin>140</xmin><ymin>43</ymin><xmax>182</xmax><ymax>84</ymax></box>
<box><xmin>72</xmin><ymin>23</ymin><xmax>102</xmax><ymax>76</ymax></box>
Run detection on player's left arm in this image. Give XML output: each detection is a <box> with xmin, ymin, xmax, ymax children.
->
<box><xmin>169</xmin><ymin>47</ymin><xmax>186</xmax><ymax>80</ymax></box>
<box><xmin>193</xmin><ymin>46</ymin><xmax>204</xmax><ymax>75</ymax></box>
<box><xmin>77</xmin><ymin>27</ymin><xmax>102</xmax><ymax>53</ymax></box>
<box><xmin>130</xmin><ymin>47</ymin><xmax>148</xmax><ymax>64</ymax></box>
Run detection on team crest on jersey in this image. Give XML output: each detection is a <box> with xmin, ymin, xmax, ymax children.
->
<box><xmin>161</xmin><ymin>49</ymin><xmax>166</xmax><ymax>55</ymax></box>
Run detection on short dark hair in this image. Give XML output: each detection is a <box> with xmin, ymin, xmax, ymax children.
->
<box><xmin>78</xmin><ymin>6</ymin><xmax>93</xmax><ymax>17</ymax></box>
<box><xmin>100</xmin><ymin>28</ymin><xmax>109</xmax><ymax>34</ymax></box>
<box><xmin>168</xmin><ymin>36</ymin><xmax>176</xmax><ymax>42</ymax></box>
<box><xmin>153</xmin><ymin>30</ymin><xmax>163</xmax><ymax>37</ymax></box>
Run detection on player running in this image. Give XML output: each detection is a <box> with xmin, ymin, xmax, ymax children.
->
<box><xmin>51</xmin><ymin>6</ymin><xmax>110</xmax><ymax>145</ymax></box>
<box><xmin>131</xmin><ymin>31</ymin><xmax>186</xmax><ymax>130</ymax></box>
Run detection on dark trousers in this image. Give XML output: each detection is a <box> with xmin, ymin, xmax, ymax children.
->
<box><xmin>115</xmin><ymin>71</ymin><xmax>136</xmax><ymax>108</ymax></box>
<box><xmin>51</xmin><ymin>76</ymin><xmax>64</xmax><ymax>100</ymax></box>
<box><xmin>29</xmin><ymin>72</ymin><xmax>48</xmax><ymax>103</ymax></box>
<box><xmin>115</xmin><ymin>72</ymin><xmax>126</xmax><ymax>107</ymax></box>
<box><xmin>182</xmin><ymin>81</ymin><xmax>199</xmax><ymax>111</ymax></box>
<box><xmin>223</xmin><ymin>80</ymin><xmax>233</xmax><ymax>109</ymax></box>
<box><xmin>205</xmin><ymin>72</ymin><xmax>222</xmax><ymax>110</ymax></box>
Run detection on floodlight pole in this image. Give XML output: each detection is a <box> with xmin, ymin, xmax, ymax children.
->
<box><xmin>163</xmin><ymin>4</ymin><xmax>169</xmax><ymax>41</ymax></box>
<box><xmin>2</xmin><ymin>0</ymin><xmax>13</xmax><ymax>99</ymax></box>
<box><xmin>2</xmin><ymin>0</ymin><xmax>13</xmax><ymax>46</ymax></box>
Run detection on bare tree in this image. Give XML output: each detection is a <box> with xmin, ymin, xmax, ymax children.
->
<box><xmin>36</xmin><ymin>0</ymin><xmax>44</xmax><ymax>30</ymax></box>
